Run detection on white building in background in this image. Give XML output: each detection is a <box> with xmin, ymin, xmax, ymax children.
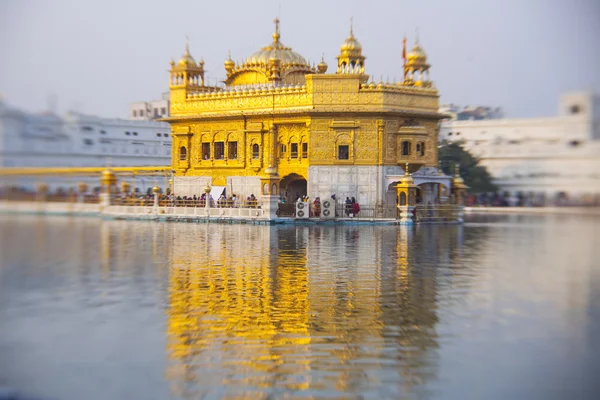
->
<box><xmin>439</xmin><ymin>92</ymin><xmax>600</xmax><ymax>205</ymax></box>
<box><xmin>0</xmin><ymin>99</ymin><xmax>172</xmax><ymax>191</ymax></box>
<box><xmin>129</xmin><ymin>92</ymin><xmax>170</xmax><ymax>120</ymax></box>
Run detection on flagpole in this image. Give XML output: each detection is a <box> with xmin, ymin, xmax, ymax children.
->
<box><xmin>402</xmin><ymin>35</ymin><xmax>407</xmax><ymax>81</ymax></box>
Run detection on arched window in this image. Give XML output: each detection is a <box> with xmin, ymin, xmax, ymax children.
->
<box><xmin>263</xmin><ymin>183</ymin><xmax>268</xmax><ymax>195</ymax></box>
<box><xmin>401</xmin><ymin>141</ymin><xmax>411</xmax><ymax>156</ymax></box>
<box><xmin>400</xmin><ymin>192</ymin><xmax>407</xmax><ymax>206</ymax></box>
<box><xmin>252</xmin><ymin>144</ymin><xmax>260</xmax><ymax>159</ymax></box>
<box><xmin>420</xmin><ymin>142</ymin><xmax>425</xmax><ymax>156</ymax></box>
<box><xmin>271</xmin><ymin>184</ymin><xmax>277</xmax><ymax>195</ymax></box>
<box><xmin>179</xmin><ymin>146</ymin><xmax>187</xmax><ymax>160</ymax></box>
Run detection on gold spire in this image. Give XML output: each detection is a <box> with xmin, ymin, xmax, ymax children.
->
<box><xmin>452</xmin><ymin>163</ymin><xmax>467</xmax><ymax>189</ymax></box>
<box><xmin>273</xmin><ymin>17</ymin><xmax>280</xmax><ymax>42</ymax></box>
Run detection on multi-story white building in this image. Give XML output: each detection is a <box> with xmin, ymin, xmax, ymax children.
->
<box><xmin>129</xmin><ymin>92</ymin><xmax>170</xmax><ymax>120</ymax></box>
<box><xmin>439</xmin><ymin>92</ymin><xmax>600</xmax><ymax>205</ymax></box>
<box><xmin>0</xmin><ymin>99</ymin><xmax>172</xmax><ymax>191</ymax></box>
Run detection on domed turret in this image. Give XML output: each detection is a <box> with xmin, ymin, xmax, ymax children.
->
<box><xmin>224</xmin><ymin>50</ymin><xmax>235</xmax><ymax>76</ymax></box>
<box><xmin>404</xmin><ymin>35</ymin><xmax>432</xmax><ymax>87</ymax></box>
<box><xmin>400</xmin><ymin>163</ymin><xmax>415</xmax><ymax>185</ymax></box>
<box><xmin>452</xmin><ymin>164</ymin><xmax>467</xmax><ymax>190</ymax></box>
<box><xmin>170</xmin><ymin>37</ymin><xmax>206</xmax><ymax>89</ymax></box>
<box><xmin>336</xmin><ymin>18</ymin><xmax>367</xmax><ymax>77</ymax></box>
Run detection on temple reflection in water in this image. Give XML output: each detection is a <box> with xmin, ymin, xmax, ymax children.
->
<box><xmin>3</xmin><ymin>215</ymin><xmax>597</xmax><ymax>399</ymax></box>
<box><xmin>162</xmin><ymin>223</ymin><xmax>464</xmax><ymax>398</ymax></box>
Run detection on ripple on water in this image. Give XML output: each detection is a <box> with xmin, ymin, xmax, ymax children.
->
<box><xmin>0</xmin><ymin>215</ymin><xmax>599</xmax><ymax>400</ymax></box>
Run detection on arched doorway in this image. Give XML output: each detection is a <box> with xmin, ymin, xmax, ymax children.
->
<box><xmin>280</xmin><ymin>173</ymin><xmax>307</xmax><ymax>202</ymax></box>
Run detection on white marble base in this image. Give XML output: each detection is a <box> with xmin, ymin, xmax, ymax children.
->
<box><xmin>308</xmin><ymin>166</ymin><xmax>382</xmax><ymax>205</ymax></box>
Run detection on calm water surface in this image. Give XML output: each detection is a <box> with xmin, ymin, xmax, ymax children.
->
<box><xmin>0</xmin><ymin>215</ymin><xmax>599</xmax><ymax>399</ymax></box>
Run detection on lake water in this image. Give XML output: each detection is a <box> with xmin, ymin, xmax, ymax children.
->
<box><xmin>0</xmin><ymin>215</ymin><xmax>599</xmax><ymax>399</ymax></box>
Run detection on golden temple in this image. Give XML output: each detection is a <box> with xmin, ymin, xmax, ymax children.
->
<box><xmin>166</xmin><ymin>18</ymin><xmax>447</xmax><ymax>205</ymax></box>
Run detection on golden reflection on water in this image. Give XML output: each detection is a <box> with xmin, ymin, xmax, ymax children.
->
<box><xmin>163</xmin><ymin>223</ymin><xmax>464</xmax><ymax>398</ymax></box>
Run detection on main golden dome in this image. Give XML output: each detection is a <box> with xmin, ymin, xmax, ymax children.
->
<box><xmin>245</xmin><ymin>19</ymin><xmax>309</xmax><ymax>66</ymax></box>
<box><xmin>224</xmin><ymin>18</ymin><xmax>317</xmax><ymax>86</ymax></box>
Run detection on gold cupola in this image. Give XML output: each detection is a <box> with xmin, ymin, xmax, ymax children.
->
<box><xmin>224</xmin><ymin>50</ymin><xmax>235</xmax><ymax>77</ymax></box>
<box><xmin>224</xmin><ymin>18</ymin><xmax>317</xmax><ymax>87</ymax></box>
<box><xmin>404</xmin><ymin>36</ymin><xmax>432</xmax><ymax>87</ymax></box>
<box><xmin>178</xmin><ymin>38</ymin><xmax>196</xmax><ymax>67</ymax></box>
<box><xmin>170</xmin><ymin>37</ymin><xmax>206</xmax><ymax>91</ymax></box>
<box><xmin>336</xmin><ymin>19</ymin><xmax>367</xmax><ymax>80</ymax></box>
<box><xmin>451</xmin><ymin>164</ymin><xmax>468</xmax><ymax>205</ymax></box>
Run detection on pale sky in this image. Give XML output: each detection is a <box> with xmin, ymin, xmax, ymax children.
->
<box><xmin>0</xmin><ymin>0</ymin><xmax>599</xmax><ymax>119</ymax></box>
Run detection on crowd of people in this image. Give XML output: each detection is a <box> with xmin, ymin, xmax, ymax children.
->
<box><xmin>286</xmin><ymin>193</ymin><xmax>362</xmax><ymax>218</ymax></box>
<box><xmin>150</xmin><ymin>192</ymin><xmax>260</xmax><ymax>208</ymax></box>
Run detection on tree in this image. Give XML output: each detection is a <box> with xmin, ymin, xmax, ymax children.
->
<box><xmin>438</xmin><ymin>140</ymin><xmax>498</xmax><ymax>193</ymax></box>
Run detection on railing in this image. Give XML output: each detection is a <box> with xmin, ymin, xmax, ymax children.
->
<box><xmin>111</xmin><ymin>197</ymin><xmax>262</xmax><ymax>209</ymax></box>
<box><xmin>335</xmin><ymin>204</ymin><xmax>399</xmax><ymax>219</ymax></box>
<box><xmin>0</xmin><ymin>192</ymin><xmax>99</xmax><ymax>204</ymax></box>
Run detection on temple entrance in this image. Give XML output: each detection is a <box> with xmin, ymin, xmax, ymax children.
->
<box><xmin>280</xmin><ymin>173</ymin><xmax>307</xmax><ymax>202</ymax></box>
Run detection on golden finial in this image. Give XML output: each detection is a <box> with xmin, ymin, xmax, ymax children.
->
<box><xmin>185</xmin><ymin>35</ymin><xmax>190</xmax><ymax>54</ymax></box>
<box><xmin>350</xmin><ymin>16</ymin><xmax>354</xmax><ymax>37</ymax></box>
<box><xmin>317</xmin><ymin>53</ymin><xmax>328</xmax><ymax>73</ymax></box>
<box><xmin>405</xmin><ymin>162</ymin><xmax>410</xmax><ymax>175</ymax></box>
<box><xmin>273</xmin><ymin>17</ymin><xmax>281</xmax><ymax>42</ymax></box>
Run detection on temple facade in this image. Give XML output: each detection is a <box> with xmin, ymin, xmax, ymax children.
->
<box><xmin>166</xmin><ymin>19</ymin><xmax>452</xmax><ymax>205</ymax></box>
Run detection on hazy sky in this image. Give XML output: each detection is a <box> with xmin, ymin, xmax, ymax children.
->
<box><xmin>1</xmin><ymin>0</ymin><xmax>599</xmax><ymax>119</ymax></box>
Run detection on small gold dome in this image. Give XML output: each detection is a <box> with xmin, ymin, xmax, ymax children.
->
<box><xmin>407</xmin><ymin>43</ymin><xmax>427</xmax><ymax>66</ymax></box>
<box><xmin>399</xmin><ymin>163</ymin><xmax>415</xmax><ymax>185</ymax></box>
<box><xmin>178</xmin><ymin>38</ymin><xmax>196</xmax><ymax>66</ymax></box>
<box><xmin>340</xmin><ymin>20</ymin><xmax>363</xmax><ymax>56</ymax></box>
<box><xmin>400</xmin><ymin>172</ymin><xmax>415</xmax><ymax>185</ymax></box>
<box><xmin>317</xmin><ymin>55</ymin><xmax>328</xmax><ymax>73</ymax></box>
<box><xmin>101</xmin><ymin>169</ymin><xmax>117</xmax><ymax>186</ymax></box>
<box><xmin>224</xmin><ymin>51</ymin><xmax>235</xmax><ymax>71</ymax></box>
<box><xmin>152</xmin><ymin>186</ymin><xmax>160</xmax><ymax>194</ymax></box>
<box><xmin>341</xmin><ymin>34</ymin><xmax>362</xmax><ymax>53</ymax></box>
<box><xmin>178</xmin><ymin>53</ymin><xmax>196</xmax><ymax>66</ymax></box>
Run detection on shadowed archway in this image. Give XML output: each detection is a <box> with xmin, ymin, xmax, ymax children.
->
<box><xmin>280</xmin><ymin>173</ymin><xmax>307</xmax><ymax>202</ymax></box>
